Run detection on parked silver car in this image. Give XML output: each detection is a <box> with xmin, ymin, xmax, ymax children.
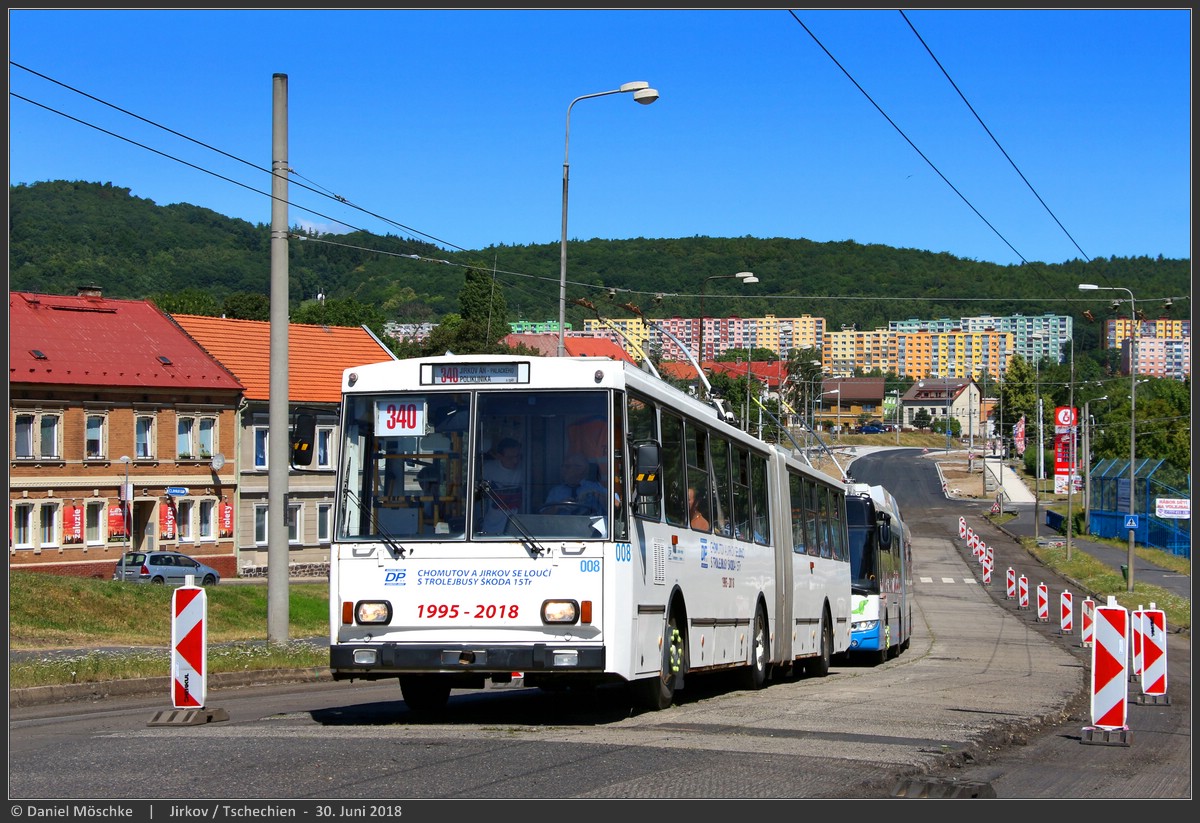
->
<box><xmin>112</xmin><ymin>551</ymin><xmax>220</xmax><ymax>586</ymax></box>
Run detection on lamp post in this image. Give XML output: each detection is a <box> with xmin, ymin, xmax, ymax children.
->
<box><xmin>119</xmin><ymin>455</ymin><xmax>132</xmax><ymax>554</ymax></box>
<box><xmin>557</xmin><ymin>81</ymin><xmax>659</xmax><ymax>358</ymax></box>
<box><xmin>943</xmin><ymin>363</ymin><xmax>955</xmax><ymax>453</ymax></box>
<box><xmin>892</xmin><ymin>388</ymin><xmax>901</xmax><ymax>445</ymax></box>
<box><xmin>1031</xmin><ymin>331</ymin><xmax>1044</xmax><ymax>542</ymax></box>
<box><xmin>1082</xmin><ymin>395</ymin><xmax>1106</xmax><ymax>534</ymax></box>
<box><xmin>1065</xmin><ymin>337</ymin><xmax>1075</xmax><ymax>561</ymax></box>
<box><xmin>697</xmin><ymin>271</ymin><xmax>757</xmax><ymax>371</ymax></box>
<box><xmin>1079</xmin><ymin>283</ymin><xmax>1138</xmax><ymax>592</ymax></box>
<box><xmin>823</xmin><ymin>388</ymin><xmax>841</xmax><ymax>441</ymax></box>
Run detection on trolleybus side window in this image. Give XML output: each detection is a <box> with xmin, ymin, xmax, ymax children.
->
<box><xmin>789</xmin><ymin>470</ymin><xmax>807</xmax><ymax>554</ymax></box>
<box><xmin>661</xmin><ymin>411</ymin><xmax>687</xmax><ymax>528</ymax></box>
<box><xmin>684</xmin><ymin>422</ymin><xmax>712</xmax><ymax>534</ymax></box>
<box><xmin>751</xmin><ymin>451</ymin><xmax>771</xmax><ymax>545</ymax></box>
<box><xmin>709</xmin><ymin>436</ymin><xmax>732</xmax><ymax>537</ymax></box>
<box><xmin>732</xmin><ymin>447</ymin><xmax>751</xmax><ymax>542</ymax></box>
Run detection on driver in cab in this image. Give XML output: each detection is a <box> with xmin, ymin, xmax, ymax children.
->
<box><xmin>542</xmin><ymin>453</ymin><xmax>607</xmax><ymax>516</ymax></box>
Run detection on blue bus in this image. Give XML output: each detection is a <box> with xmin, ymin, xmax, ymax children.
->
<box><xmin>845</xmin><ymin>483</ymin><xmax>912</xmax><ymax>664</ymax></box>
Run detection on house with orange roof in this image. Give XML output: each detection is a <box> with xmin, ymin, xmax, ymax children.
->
<box><xmin>172</xmin><ymin>314</ymin><xmax>395</xmax><ymax>573</ymax></box>
<box><xmin>10</xmin><ymin>289</ymin><xmax>244</xmax><ymax>579</ymax></box>
<box><xmin>501</xmin><ymin>332</ymin><xmax>637</xmax><ymax>364</ymax></box>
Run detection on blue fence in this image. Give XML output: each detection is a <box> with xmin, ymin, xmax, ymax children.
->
<box><xmin>1086</xmin><ymin>457</ymin><xmax>1190</xmax><ymax>558</ymax></box>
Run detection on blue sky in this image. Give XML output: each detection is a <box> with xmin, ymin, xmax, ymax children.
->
<box><xmin>8</xmin><ymin>8</ymin><xmax>1192</xmax><ymax>267</ymax></box>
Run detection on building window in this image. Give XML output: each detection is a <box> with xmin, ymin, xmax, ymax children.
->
<box><xmin>85</xmin><ymin>414</ymin><xmax>107</xmax><ymax>460</ymax></box>
<box><xmin>254</xmin><ymin>505</ymin><xmax>268</xmax><ymax>544</ymax></box>
<box><xmin>198</xmin><ymin>500</ymin><xmax>215</xmax><ymax>540</ymax></box>
<box><xmin>13</xmin><ymin>411</ymin><xmax>61</xmax><ymax>460</ymax></box>
<box><xmin>254</xmin><ymin>427</ymin><xmax>269</xmax><ymax>470</ymax></box>
<box><xmin>198</xmin><ymin>418</ymin><xmax>215</xmax><ymax>459</ymax></box>
<box><xmin>254</xmin><ymin>503</ymin><xmax>302</xmax><ymax>545</ymax></box>
<box><xmin>12</xmin><ymin>503</ymin><xmax>34</xmax><ymax>548</ymax></box>
<box><xmin>288</xmin><ymin>502</ymin><xmax>301</xmax><ymax>544</ymax></box>
<box><xmin>135</xmin><ymin>415</ymin><xmax>156</xmax><ymax>460</ymax></box>
<box><xmin>177</xmin><ymin>500</ymin><xmax>194</xmax><ymax>543</ymax></box>
<box><xmin>317</xmin><ymin>502</ymin><xmax>332</xmax><ymax>543</ymax></box>
<box><xmin>85</xmin><ymin>501</ymin><xmax>104</xmax><ymax>545</ymax></box>
<box><xmin>39</xmin><ymin>502</ymin><xmax>60</xmax><ymax>548</ymax></box>
<box><xmin>177</xmin><ymin>417</ymin><xmax>194</xmax><ymax>459</ymax></box>
<box><xmin>316</xmin><ymin>427</ymin><xmax>334</xmax><ymax>469</ymax></box>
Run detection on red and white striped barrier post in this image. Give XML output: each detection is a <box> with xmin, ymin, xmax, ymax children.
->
<box><xmin>959</xmin><ymin>517</ymin><xmax>967</xmax><ymax>540</ymax></box>
<box><xmin>1036</xmin><ymin>582</ymin><xmax>1049</xmax><ymax>622</ymax></box>
<box><xmin>147</xmin><ymin>578</ymin><xmax>229</xmax><ymax>726</ymax></box>
<box><xmin>1082</xmin><ymin>596</ymin><xmax>1130</xmax><ymax>746</ymax></box>
<box><xmin>171</xmin><ymin>583</ymin><xmax>208</xmax><ymax>709</ymax></box>
<box><xmin>1017</xmin><ymin>575</ymin><xmax>1030</xmax><ymax>609</ymax></box>
<box><xmin>976</xmin><ymin>541</ymin><xmax>986</xmax><ymax>562</ymax></box>
<box><xmin>1081</xmin><ymin>597</ymin><xmax>1096</xmax><ymax>648</ymax></box>
<box><xmin>1005</xmin><ymin>567</ymin><xmax>1017</xmax><ymax>600</ymax></box>
<box><xmin>1136</xmin><ymin>604</ymin><xmax>1170</xmax><ymax>706</ymax></box>
<box><xmin>1059</xmin><ymin>590</ymin><xmax>1073</xmax><ymax>635</ymax></box>
<box><xmin>1129</xmin><ymin>605</ymin><xmax>1145</xmax><ymax>683</ymax></box>
<box><xmin>982</xmin><ymin>546</ymin><xmax>993</xmax><ymax>586</ymax></box>
<box><xmin>971</xmin><ymin>534</ymin><xmax>982</xmax><ymax>558</ymax></box>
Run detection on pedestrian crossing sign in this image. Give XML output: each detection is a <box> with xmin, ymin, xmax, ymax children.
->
<box><xmin>1124</xmin><ymin>514</ymin><xmax>1140</xmax><ymax>530</ymax></box>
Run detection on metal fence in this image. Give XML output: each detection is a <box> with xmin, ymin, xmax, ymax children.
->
<box><xmin>1086</xmin><ymin>457</ymin><xmax>1190</xmax><ymax>558</ymax></box>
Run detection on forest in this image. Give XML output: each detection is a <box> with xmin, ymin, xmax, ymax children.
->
<box><xmin>10</xmin><ymin>180</ymin><xmax>1190</xmax><ymax>359</ymax></box>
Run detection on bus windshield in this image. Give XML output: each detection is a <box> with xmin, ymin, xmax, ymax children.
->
<box><xmin>337</xmin><ymin>388</ymin><xmax>613</xmax><ymax>543</ymax></box>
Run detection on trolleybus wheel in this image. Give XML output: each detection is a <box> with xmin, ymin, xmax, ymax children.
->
<box><xmin>635</xmin><ymin>609</ymin><xmax>684</xmax><ymax>711</ymax></box>
<box><xmin>738</xmin><ymin>605</ymin><xmax>769</xmax><ymax>690</ymax></box>
<box><xmin>807</xmin><ymin>610</ymin><xmax>833</xmax><ymax>678</ymax></box>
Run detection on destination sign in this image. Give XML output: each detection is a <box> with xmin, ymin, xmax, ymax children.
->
<box><xmin>421</xmin><ymin>362</ymin><xmax>530</xmax><ymax>386</ymax></box>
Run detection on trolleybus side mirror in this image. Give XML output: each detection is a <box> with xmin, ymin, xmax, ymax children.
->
<box><xmin>291</xmin><ymin>413</ymin><xmax>317</xmax><ymax>467</ymax></box>
<box><xmin>877</xmin><ymin>511</ymin><xmax>892</xmax><ymax>546</ymax></box>
<box><xmin>633</xmin><ymin>441</ymin><xmax>662</xmax><ymax>502</ymax></box>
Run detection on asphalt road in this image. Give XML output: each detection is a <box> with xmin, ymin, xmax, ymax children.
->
<box><xmin>7</xmin><ymin>449</ymin><xmax>1191</xmax><ymax>804</ymax></box>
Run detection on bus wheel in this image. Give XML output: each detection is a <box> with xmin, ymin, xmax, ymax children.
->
<box><xmin>399</xmin><ymin>675</ymin><xmax>451</xmax><ymax>715</ymax></box>
<box><xmin>636</xmin><ymin>611</ymin><xmax>684</xmax><ymax>711</ymax></box>
<box><xmin>738</xmin><ymin>606</ymin><xmax>769</xmax><ymax>691</ymax></box>
<box><xmin>807</xmin><ymin>612</ymin><xmax>833</xmax><ymax>678</ymax></box>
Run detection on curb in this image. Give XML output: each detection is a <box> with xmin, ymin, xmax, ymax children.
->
<box><xmin>10</xmin><ymin>666</ymin><xmax>333</xmax><ymax>709</ymax></box>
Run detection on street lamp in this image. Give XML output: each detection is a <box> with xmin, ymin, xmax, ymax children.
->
<box><xmin>823</xmin><ymin>388</ymin><xmax>841</xmax><ymax>441</ymax></box>
<box><xmin>557</xmin><ymin>81</ymin><xmax>659</xmax><ymax>358</ymax></box>
<box><xmin>697</xmin><ymin>271</ymin><xmax>757</xmax><ymax>369</ymax></box>
<box><xmin>943</xmin><ymin>362</ymin><xmax>955</xmax><ymax>453</ymax></box>
<box><xmin>1082</xmin><ymin>395</ymin><xmax>1106</xmax><ymax>534</ymax></box>
<box><xmin>1031</xmin><ymin>331</ymin><xmax>1044</xmax><ymax>542</ymax></box>
<box><xmin>1079</xmin><ymin>283</ymin><xmax>1138</xmax><ymax>592</ymax></box>
<box><xmin>118</xmin><ymin>455</ymin><xmax>132</xmax><ymax>555</ymax></box>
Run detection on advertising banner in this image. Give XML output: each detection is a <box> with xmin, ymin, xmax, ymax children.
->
<box><xmin>220</xmin><ymin>498</ymin><xmax>234</xmax><ymax>538</ymax></box>
<box><xmin>108</xmin><ymin>502</ymin><xmax>127</xmax><ymax>538</ymax></box>
<box><xmin>159</xmin><ymin>500</ymin><xmax>176</xmax><ymax>541</ymax></box>
<box><xmin>62</xmin><ymin>503</ymin><xmax>84</xmax><ymax>544</ymax></box>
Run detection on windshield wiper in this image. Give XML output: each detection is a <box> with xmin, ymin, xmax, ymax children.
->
<box><xmin>343</xmin><ymin>488</ymin><xmax>410</xmax><ymax>559</ymax></box>
<box><xmin>476</xmin><ymin>480</ymin><xmax>549</xmax><ymax>558</ymax></box>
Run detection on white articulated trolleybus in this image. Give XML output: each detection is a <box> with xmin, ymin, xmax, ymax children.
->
<box><xmin>327</xmin><ymin>354</ymin><xmax>851</xmax><ymax>713</ymax></box>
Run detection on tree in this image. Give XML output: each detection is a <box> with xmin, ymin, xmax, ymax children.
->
<box><xmin>222</xmin><ymin>292</ymin><xmax>270</xmax><ymax>320</ymax></box>
<box><xmin>913</xmin><ymin>408</ymin><xmax>932</xmax><ymax>430</ymax></box>
<box><xmin>148</xmin><ymin>287</ymin><xmax>221</xmax><ymax>316</ymax></box>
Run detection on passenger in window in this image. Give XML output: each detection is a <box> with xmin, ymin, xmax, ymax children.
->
<box><xmin>688</xmin><ymin>487</ymin><xmax>710</xmax><ymax>531</ymax></box>
<box><xmin>480</xmin><ymin>438</ymin><xmax>523</xmax><ymax>532</ymax></box>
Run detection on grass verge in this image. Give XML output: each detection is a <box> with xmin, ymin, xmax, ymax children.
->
<box><xmin>9</xmin><ymin>572</ymin><xmax>329</xmax><ymax>689</ymax></box>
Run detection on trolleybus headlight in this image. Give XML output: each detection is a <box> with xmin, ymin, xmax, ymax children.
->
<box><xmin>852</xmin><ymin>619</ymin><xmax>879</xmax><ymax>632</ymax></box>
<box><xmin>541</xmin><ymin>600</ymin><xmax>579</xmax><ymax>624</ymax></box>
<box><xmin>355</xmin><ymin>601</ymin><xmax>393</xmax><ymax>624</ymax></box>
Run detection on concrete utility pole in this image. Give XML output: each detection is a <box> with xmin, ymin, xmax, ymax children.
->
<box><xmin>268</xmin><ymin>73</ymin><xmax>290</xmax><ymax>643</ymax></box>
